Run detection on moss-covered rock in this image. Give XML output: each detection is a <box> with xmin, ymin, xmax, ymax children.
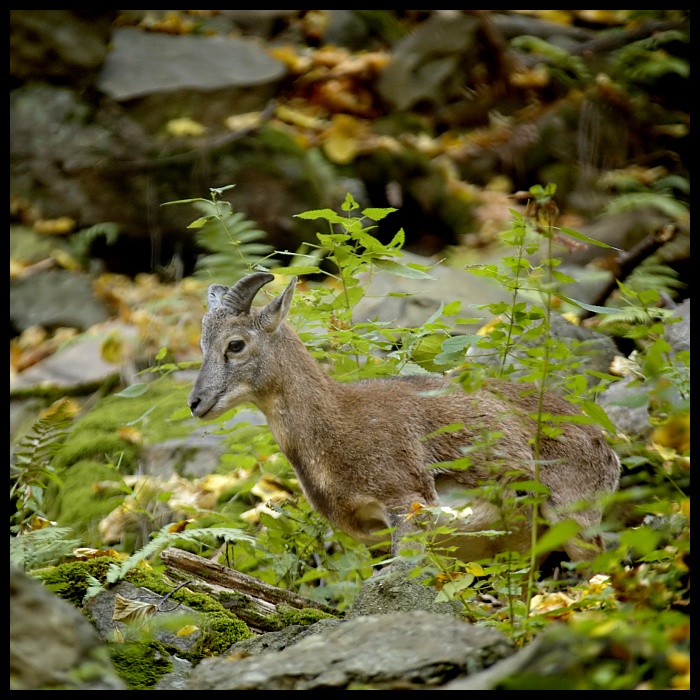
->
<box><xmin>32</xmin><ymin>553</ymin><xmax>254</xmax><ymax>689</ymax></box>
<box><xmin>43</xmin><ymin>377</ymin><xmax>195</xmax><ymax>542</ymax></box>
<box><xmin>109</xmin><ymin>640</ymin><xmax>173</xmax><ymax>690</ymax></box>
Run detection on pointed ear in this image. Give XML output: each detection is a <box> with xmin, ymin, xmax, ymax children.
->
<box><xmin>206</xmin><ymin>284</ymin><xmax>229</xmax><ymax>311</ymax></box>
<box><xmin>258</xmin><ymin>277</ymin><xmax>297</xmax><ymax>332</ymax></box>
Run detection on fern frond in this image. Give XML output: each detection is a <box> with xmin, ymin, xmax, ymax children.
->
<box><xmin>11</xmin><ymin>400</ymin><xmax>74</xmax><ymax>526</ymax></box>
<box><xmin>605</xmin><ymin>192</ymin><xmax>689</xmax><ymax>224</ymax></box>
<box><xmin>191</xmin><ymin>203</ymin><xmax>275</xmax><ymax>286</ymax></box>
<box><xmin>10</xmin><ymin>526</ymin><xmax>81</xmax><ymax>570</ymax></box>
<box><xmin>104</xmin><ymin>524</ymin><xmax>256</xmax><ymax>587</ymax></box>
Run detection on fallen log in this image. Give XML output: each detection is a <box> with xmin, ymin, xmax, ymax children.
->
<box><xmin>159</xmin><ymin>547</ymin><xmax>337</xmax><ymax>632</ymax></box>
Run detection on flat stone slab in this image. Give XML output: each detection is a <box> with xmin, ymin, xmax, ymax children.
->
<box><xmin>97</xmin><ymin>28</ymin><xmax>286</xmax><ymax>100</ymax></box>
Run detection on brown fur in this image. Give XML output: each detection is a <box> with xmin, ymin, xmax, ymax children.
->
<box><xmin>189</xmin><ymin>273</ymin><xmax>620</xmax><ymax>563</ymax></box>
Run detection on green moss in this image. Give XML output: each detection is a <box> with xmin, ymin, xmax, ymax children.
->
<box><xmin>191</xmin><ymin>614</ymin><xmax>251</xmax><ymax>658</ymax></box>
<box><xmin>274</xmin><ymin>604</ymin><xmax>337</xmax><ymax>628</ymax></box>
<box><xmin>53</xmin><ymin>377</ymin><xmax>192</xmax><ymax>473</ymax></box>
<box><xmin>42</xmin><ymin>377</ymin><xmax>197</xmax><ymax>541</ymax></box>
<box><xmin>48</xmin><ymin>460</ymin><xmax>126</xmax><ymax>544</ymax></box>
<box><xmin>109</xmin><ymin>640</ymin><xmax>172</xmax><ymax>690</ymax></box>
<box><xmin>125</xmin><ymin>566</ymin><xmax>253</xmax><ymax>658</ymax></box>
<box><xmin>34</xmin><ymin>554</ymin><xmax>253</xmax><ymax>680</ymax></box>
<box><xmin>33</xmin><ymin>556</ymin><xmax>116</xmax><ymax>606</ymax></box>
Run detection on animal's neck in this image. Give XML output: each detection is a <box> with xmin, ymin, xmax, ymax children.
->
<box><xmin>255</xmin><ymin>325</ymin><xmax>341</xmax><ymax>458</ymax></box>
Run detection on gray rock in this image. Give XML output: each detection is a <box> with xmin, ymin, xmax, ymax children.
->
<box><xmin>597</xmin><ymin>298</ymin><xmax>690</xmax><ymax>439</ymax></box>
<box><xmin>346</xmin><ymin>559</ymin><xmax>460</xmax><ymax>619</ymax></box>
<box><xmin>665</xmin><ymin>298</ymin><xmax>690</xmax><ymax>353</ymax></box>
<box><xmin>86</xmin><ymin>580</ymin><xmax>204</xmax><ymax>656</ymax></box>
<box><xmin>354</xmin><ymin>251</ymin><xmax>507</xmax><ymax>332</ymax></box>
<box><xmin>97</xmin><ymin>28</ymin><xmax>286</xmax><ymax>101</ymax></box>
<box><xmin>597</xmin><ymin>374</ymin><xmax>652</xmax><ymax>439</ymax></box>
<box><xmin>10</xmin><ymin>565</ymin><xmax>126</xmax><ymax>690</ymax></box>
<box><xmin>10</xmin><ymin>268</ymin><xmax>110</xmax><ymax>334</ymax></box>
<box><xmin>377</xmin><ymin>12</ymin><xmax>480</xmax><ymax>111</ymax></box>
<box><xmin>467</xmin><ymin>310</ymin><xmax>623</xmax><ymax>391</ymax></box>
<box><xmin>10</xmin><ymin>320</ymin><xmax>136</xmax><ymax>389</ymax></box>
<box><xmin>186</xmin><ymin>610</ymin><xmax>514</xmax><ymax>690</ymax></box>
<box><xmin>226</xmin><ymin>618</ymin><xmax>341</xmax><ymax>657</ymax></box>
<box><xmin>10</xmin><ymin>10</ymin><xmax>114</xmax><ymax>85</ymax></box>
<box><xmin>443</xmin><ymin>620</ymin><xmax>650</xmax><ymax>690</ymax></box>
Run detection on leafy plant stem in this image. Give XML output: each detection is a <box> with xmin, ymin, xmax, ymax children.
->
<box><xmin>524</xmin><ymin>197</ymin><xmax>556</xmax><ymax>620</ymax></box>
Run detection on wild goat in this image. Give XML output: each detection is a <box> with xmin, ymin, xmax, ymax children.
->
<box><xmin>189</xmin><ymin>272</ymin><xmax>620</xmax><ymax>563</ymax></box>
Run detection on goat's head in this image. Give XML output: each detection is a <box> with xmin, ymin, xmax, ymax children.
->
<box><xmin>188</xmin><ymin>272</ymin><xmax>297</xmax><ymax>419</ymax></box>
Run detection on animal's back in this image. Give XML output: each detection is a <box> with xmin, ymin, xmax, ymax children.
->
<box><xmin>331</xmin><ymin>373</ymin><xmax>619</xmax><ymax>560</ymax></box>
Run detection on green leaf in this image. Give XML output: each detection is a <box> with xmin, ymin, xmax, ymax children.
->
<box><xmin>161</xmin><ymin>197</ymin><xmax>211</xmax><ymax>207</ymax></box>
<box><xmin>387</xmin><ymin>227</ymin><xmax>405</xmax><ymax>249</ymax></box>
<box><xmin>532</xmin><ymin>520</ymin><xmax>581</xmax><ymax>556</ymax></box>
<box><xmin>269</xmin><ymin>265</ymin><xmax>322</xmax><ymax>276</ymax></box>
<box><xmin>187</xmin><ymin>217</ymin><xmax>212</xmax><ymax>229</ymax></box>
<box><xmin>580</xmin><ymin>400</ymin><xmax>618</xmax><ymax>434</ymax></box>
<box><xmin>373</xmin><ymin>259</ymin><xmax>435</xmax><ymax>279</ymax></box>
<box><xmin>442</xmin><ymin>300</ymin><xmax>462</xmax><ymax>316</ymax></box>
<box><xmin>440</xmin><ymin>335</ymin><xmax>479</xmax><ymax>353</ymax></box>
<box><xmin>551</xmin><ymin>270</ymin><xmax>577</xmax><ymax>284</ymax></box>
<box><xmin>362</xmin><ymin>207</ymin><xmax>397</xmax><ymax>222</ymax></box>
<box><xmin>555</xmin><ymin>294</ymin><xmax>622</xmax><ymax>315</ymax></box>
<box><xmin>559</xmin><ymin>227</ymin><xmax>618</xmax><ymax>249</ymax></box>
<box><xmin>342</xmin><ymin>193</ymin><xmax>360</xmax><ymax>211</ymax></box>
<box><xmin>620</xmin><ymin>526</ymin><xmax>663</xmax><ymax>557</ymax></box>
<box><xmin>435</xmin><ymin>574</ymin><xmax>475</xmax><ymax>601</ymax></box>
<box><xmin>295</xmin><ymin>209</ymin><xmax>348</xmax><ymax>225</ymax></box>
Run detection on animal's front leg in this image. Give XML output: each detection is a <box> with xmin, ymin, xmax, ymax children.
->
<box><xmin>388</xmin><ymin>509</ymin><xmax>427</xmax><ymax>558</ymax></box>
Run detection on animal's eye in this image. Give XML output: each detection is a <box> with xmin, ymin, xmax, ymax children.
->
<box><xmin>227</xmin><ymin>339</ymin><xmax>246</xmax><ymax>354</ymax></box>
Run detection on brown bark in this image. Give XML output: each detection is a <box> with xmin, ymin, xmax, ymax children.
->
<box><xmin>159</xmin><ymin>547</ymin><xmax>337</xmax><ymax>632</ymax></box>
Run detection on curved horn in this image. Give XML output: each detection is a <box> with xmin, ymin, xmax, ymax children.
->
<box><xmin>222</xmin><ymin>272</ymin><xmax>275</xmax><ymax>315</ymax></box>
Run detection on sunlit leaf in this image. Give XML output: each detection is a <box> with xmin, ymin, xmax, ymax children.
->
<box><xmin>112</xmin><ymin>594</ymin><xmax>157</xmax><ymax>624</ymax></box>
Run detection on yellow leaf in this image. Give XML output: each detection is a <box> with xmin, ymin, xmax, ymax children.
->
<box><xmin>268</xmin><ymin>45</ymin><xmax>312</xmax><ymax>73</ymax></box>
<box><xmin>40</xmin><ymin>397</ymin><xmax>80</xmax><ymax>420</ymax></box>
<box><xmin>100</xmin><ymin>333</ymin><xmax>125</xmax><ymax>364</ymax></box>
<box><xmin>650</xmin><ymin>414</ymin><xmax>690</xmax><ymax>453</ymax></box>
<box><xmin>112</xmin><ymin>594</ymin><xmax>158</xmax><ymax>624</ymax></box>
<box><xmin>166</xmin><ymin>117</ymin><xmax>206</xmax><ymax>137</ymax></box>
<box><xmin>34</xmin><ymin>216</ymin><xmax>76</xmax><ymax>235</ymax></box>
<box><xmin>251</xmin><ymin>474</ymin><xmax>293</xmax><ymax>503</ymax></box>
<box><xmin>224</xmin><ymin>111</ymin><xmax>263</xmax><ymax>132</ymax></box>
<box><xmin>574</xmin><ymin>10</ymin><xmax>629</xmax><ymax>26</ymax></box>
<box><xmin>72</xmin><ymin>547</ymin><xmax>124</xmax><ymax>560</ymax></box>
<box><xmin>531</xmin><ymin>591</ymin><xmax>575</xmax><ymax>615</ymax></box>
<box><xmin>465</xmin><ymin>562</ymin><xmax>485</xmax><ymax>576</ymax></box>
<box><xmin>509</xmin><ymin>66</ymin><xmax>551</xmax><ymax>89</ymax></box>
<box><xmin>477</xmin><ymin>316</ymin><xmax>503</xmax><ymax>336</ymax></box>
<box><xmin>177</xmin><ymin>624</ymin><xmax>200</xmax><ymax>637</ymax></box>
<box><xmin>167</xmin><ymin>519</ymin><xmax>194</xmax><ymax>533</ymax></box>
<box><xmin>9</xmin><ymin>258</ymin><xmax>26</xmax><ymax>279</ymax></box>
<box><xmin>322</xmin><ymin>114</ymin><xmax>362</xmax><ymax>164</ymax></box>
<box><xmin>667</xmin><ymin>651</ymin><xmax>690</xmax><ymax>674</ymax></box>
<box><xmin>275</xmin><ymin>103</ymin><xmax>326</xmax><ymax>130</ymax></box>
<box><xmin>117</xmin><ymin>426</ymin><xmax>143</xmax><ymax>444</ymax></box>
<box><xmin>590</xmin><ymin>619</ymin><xmax>619</xmax><ymax>637</ymax></box>
<box><xmin>50</xmin><ymin>248</ymin><xmax>82</xmax><ymax>271</ymax></box>
<box><xmin>23</xmin><ymin>515</ymin><xmax>56</xmax><ymax>532</ymax></box>
<box><xmin>670</xmin><ymin>671</ymin><xmax>690</xmax><ymax>690</ymax></box>
<box><xmin>586</xmin><ymin>574</ymin><xmax>611</xmax><ymax>593</ymax></box>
